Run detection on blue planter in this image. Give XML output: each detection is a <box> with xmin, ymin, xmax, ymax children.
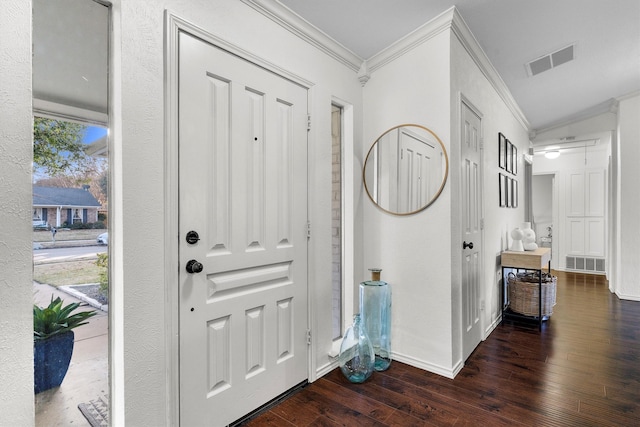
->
<box><xmin>34</xmin><ymin>331</ymin><xmax>75</xmax><ymax>393</ymax></box>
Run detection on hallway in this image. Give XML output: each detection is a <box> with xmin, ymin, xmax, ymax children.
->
<box><xmin>242</xmin><ymin>271</ymin><xmax>640</xmax><ymax>426</ymax></box>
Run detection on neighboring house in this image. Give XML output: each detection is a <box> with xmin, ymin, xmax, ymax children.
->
<box><xmin>33</xmin><ymin>185</ymin><xmax>101</xmax><ymax>228</ymax></box>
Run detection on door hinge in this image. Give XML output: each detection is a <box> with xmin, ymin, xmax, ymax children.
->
<box><xmin>479</xmin><ymin>138</ymin><xmax>484</xmax><ymax>150</ymax></box>
<box><xmin>306</xmin><ymin>221</ymin><xmax>311</xmax><ymax>238</ymax></box>
<box><xmin>307</xmin><ymin>114</ymin><xmax>311</xmax><ymax>131</ymax></box>
<box><xmin>306</xmin><ymin>329</ymin><xmax>312</xmax><ymax>345</ymax></box>
<box><xmin>480</xmin><ymin>218</ymin><xmax>485</xmax><ymax>230</ymax></box>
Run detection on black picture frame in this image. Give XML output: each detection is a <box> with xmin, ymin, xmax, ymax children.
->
<box><xmin>512</xmin><ymin>145</ymin><xmax>518</xmax><ymax>175</ymax></box>
<box><xmin>506</xmin><ymin>140</ymin><xmax>513</xmax><ymax>173</ymax></box>
<box><xmin>512</xmin><ymin>179</ymin><xmax>518</xmax><ymax>208</ymax></box>
<box><xmin>498</xmin><ymin>133</ymin><xmax>506</xmax><ymax>169</ymax></box>
<box><xmin>499</xmin><ymin>173</ymin><xmax>507</xmax><ymax>207</ymax></box>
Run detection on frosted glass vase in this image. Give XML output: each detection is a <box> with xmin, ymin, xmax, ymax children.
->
<box><xmin>359</xmin><ymin>268</ymin><xmax>392</xmax><ymax>371</ymax></box>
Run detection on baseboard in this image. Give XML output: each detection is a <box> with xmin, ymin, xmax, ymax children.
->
<box><xmin>615</xmin><ymin>290</ymin><xmax>640</xmax><ymax>302</ymax></box>
<box><xmin>315</xmin><ymin>358</ymin><xmax>339</xmax><ymax>380</ymax></box>
<box><xmin>484</xmin><ymin>315</ymin><xmax>501</xmax><ymax>338</ymax></box>
<box><xmin>316</xmin><ymin>349</ymin><xmax>465</xmax><ymax>381</ymax></box>
<box><xmin>392</xmin><ymin>351</ymin><xmax>458</xmax><ymax>379</ymax></box>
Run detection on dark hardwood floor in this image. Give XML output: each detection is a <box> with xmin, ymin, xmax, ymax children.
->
<box><xmin>242</xmin><ymin>271</ymin><xmax>640</xmax><ymax>426</ymax></box>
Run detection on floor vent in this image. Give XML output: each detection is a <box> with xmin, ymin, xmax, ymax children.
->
<box><xmin>566</xmin><ymin>256</ymin><xmax>605</xmax><ymax>273</ymax></box>
<box><xmin>527</xmin><ymin>44</ymin><xmax>575</xmax><ymax>76</ymax></box>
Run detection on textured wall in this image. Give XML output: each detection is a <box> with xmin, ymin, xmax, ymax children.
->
<box><xmin>450</xmin><ymin>28</ymin><xmax>530</xmax><ymax>366</ymax></box>
<box><xmin>119</xmin><ymin>0</ymin><xmax>363</xmax><ymax>424</ymax></box>
<box><xmin>0</xmin><ymin>1</ymin><xmax>35</xmax><ymax>425</ymax></box>
<box><xmin>618</xmin><ymin>94</ymin><xmax>640</xmax><ymax>300</ymax></box>
<box><xmin>363</xmin><ymin>30</ymin><xmax>454</xmax><ymax>375</ymax></box>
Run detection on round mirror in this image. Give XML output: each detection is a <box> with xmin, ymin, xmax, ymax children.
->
<box><xmin>363</xmin><ymin>124</ymin><xmax>448</xmax><ymax>215</ymax></box>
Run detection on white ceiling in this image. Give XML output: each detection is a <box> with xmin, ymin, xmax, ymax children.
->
<box><xmin>279</xmin><ymin>0</ymin><xmax>640</xmax><ymax>133</ymax></box>
<box><xmin>32</xmin><ymin>0</ymin><xmax>639</xmax><ymax>137</ymax></box>
<box><xmin>33</xmin><ymin>0</ymin><xmax>108</xmax><ymax>123</ymax></box>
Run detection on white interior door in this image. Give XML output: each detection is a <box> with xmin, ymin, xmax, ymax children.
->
<box><xmin>178</xmin><ymin>32</ymin><xmax>309</xmax><ymax>426</ymax></box>
<box><xmin>461</xmin><ymin>101</ymin><xmax>483</xmax><ymax>361</ymax></box>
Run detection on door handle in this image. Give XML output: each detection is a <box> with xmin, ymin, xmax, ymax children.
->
<box><xmin>186</xmin><ymin>259</ymin><xmax>203</xmax><ymax>274</ymax></box>
<box><xmin>463</xmin><ymin>241</ymin><xmax>474</xmax><ymax>250</ymax></box>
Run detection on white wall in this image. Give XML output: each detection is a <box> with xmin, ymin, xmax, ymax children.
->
<box><xmin>362</xmin><ymin>30</ymin><xmax>454</xmax><ymax>375</ymax></box>
<box><xmin>360</xmin><ymin>9</ymin><xmax>530</xmax><ymax>377</ymax></box>
<box><xmin>117</xmin><ymin>0</ymin><xmax>363</xmax><ymax>423</ymax></box>
<box><xmin>533</xmin><ymin>138</ymin><xmax>610</xmax><ymax>272</ymax></box>
<box><xmin>0</xmin><ymin>1</ymin><xmax>36</xmax><ymax>425</ymax></box>
<box><xmin>616</xmin><ymin>93</ymin><xmax>640</xmax><ymax>300</ymax></box>
<box><xmin>449</xmin><ymin>30</ymin><xmax>530</xmax><ymax>364</ymax></box>
<box><xmin>532</xmin><ymin>174</ymin><xmax>553</xmax><ymax>227</ymax></box>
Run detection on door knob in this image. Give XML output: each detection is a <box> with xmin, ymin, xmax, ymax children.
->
<box><xmin>463</xmin><ymin>241</ymin><xmax>474</xmax><ymax>250</ymax></box>
<box><xmin>186</xmin><ymin>259</ymin><xmax>203</xmax><ymax>274</ymax></box>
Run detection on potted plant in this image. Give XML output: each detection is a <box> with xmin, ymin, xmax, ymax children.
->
<box><xmin>33</xmin><ymin>296</ymin><xmax>96</xmax><ymax>393</ymax></box>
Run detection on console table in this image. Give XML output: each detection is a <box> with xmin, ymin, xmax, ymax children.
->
<box><xmin>501</xmin><ymin>247</ymin><xmax>551</xmax><ymax>330</ymax></box>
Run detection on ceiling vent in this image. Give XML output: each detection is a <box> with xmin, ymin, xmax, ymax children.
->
<box><xmin>527</xmin><ymin>44</ymin><xmax>575</xmax><ymax>76</ymax></box>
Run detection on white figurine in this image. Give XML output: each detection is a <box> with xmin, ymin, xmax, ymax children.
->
<box><xmin>509</xmin><ymin>227</ymin><xmax>524</xmax><ymax>251</ymax></box>
<box><xmin>521</xmin><ymin>222</ymin><xmax>538</xmax><ymax>251</ymax></box>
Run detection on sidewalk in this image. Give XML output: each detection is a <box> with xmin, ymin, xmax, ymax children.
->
<box><xmin>33</xmin><ymin>282</ymin><xmax>108</xmax><ymax>426</ymax></box>
<box><xmin>34</xmin><ymin>239</ymin><xmax>100</xmax><ymax>250</ymax></box>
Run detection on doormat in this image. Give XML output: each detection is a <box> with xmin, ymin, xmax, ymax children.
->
<box><xmin>78</xmin><ymin>395</ymin><xmax>109</xmax><ymax>427</ymax></box>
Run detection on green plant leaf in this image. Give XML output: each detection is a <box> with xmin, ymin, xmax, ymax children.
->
<box><xmin>34</xmin><ymin>295</ymin><xmax>96</xmax><ymax>341</ymax></box>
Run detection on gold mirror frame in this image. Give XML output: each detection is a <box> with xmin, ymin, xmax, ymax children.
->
<box><xmin>363</xmin><ymin>124</ymin><xmax>449</xmax><ymax>215</ymax></box>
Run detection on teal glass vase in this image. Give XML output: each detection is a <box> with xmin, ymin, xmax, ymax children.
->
<box><xmin>339</xmin><ymin>314</ymin><xmax>375</xmax><ymax>383</ymax></box>
<box><xmin>359</xmin><ymin>268</ymin><xmax>391</xmax><ymax>371</ymax></box>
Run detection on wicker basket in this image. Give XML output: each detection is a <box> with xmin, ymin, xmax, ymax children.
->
<box><xmin>507</xmin><ymin>271</ymin><xmax>557</xmax><ymax>317</ymax></box>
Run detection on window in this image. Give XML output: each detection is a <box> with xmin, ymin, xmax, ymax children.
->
<box><xmin>331</xmin><ymin>105</ymin><xmax>343</xmax><ymax>339</ymax></box>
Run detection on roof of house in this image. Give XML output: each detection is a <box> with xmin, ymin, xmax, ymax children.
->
<box><xmin>33</xmin><ymin>186</ymin><xmax>101</xmax><ymax>208</ymax></box>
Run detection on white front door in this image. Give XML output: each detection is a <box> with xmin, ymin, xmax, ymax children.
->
<box><xmin>461</xmin><ymin>101</ymin><xmax>483</xmax><ymax>361</ymax></box>
<box><xmin>178</xmin><ymin>32</ymin><xmax>309</xmax><ymax>426</ymax></box>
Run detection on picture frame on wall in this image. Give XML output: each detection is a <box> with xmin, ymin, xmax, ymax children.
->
<box><xmin>506</xmin><ymin>140</ymin><xmax>513</xmax><ymax>173</ymax></box>
<box><xmin>512</xmin><ymin>145</ymin><xmax>518</xmax><ymax>175</ymax></box>
<box><xmin>512</xmin><ymin>179</ymin><xmax>518</xmax><ymax>208</ymax></box>
<box><xmin>498</xmin><ymin>133</ymin><xmax>506</xmax><ymax>169</ymax></box>
<box><xmin>499</xmin><ymin>173</ymin><xmax>507</xmax><ymax>207</ymax></box>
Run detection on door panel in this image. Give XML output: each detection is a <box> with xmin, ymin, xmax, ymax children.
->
<box><xmin>178</xmin><ymin>32</ymin><xmax>308</xmax><ymax>426</ymax></box>
<box><xmin>461</xmin><ymin>102</ymin><xmax>483</xmax><ymax>361</ymax></box>
<box><xmin>398</xmin><ymin>127</ymin><xmax>440</xmax><ymax>212</ymax></box>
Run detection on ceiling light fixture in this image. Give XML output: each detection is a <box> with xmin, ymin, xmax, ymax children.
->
<box><xmin>544</xmin><ymin>150</ymin><xmax>560</xmax><ymax>159</ymax></box>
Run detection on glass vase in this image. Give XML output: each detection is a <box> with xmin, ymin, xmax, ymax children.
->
<box><xmin>359</xmin><ymin>268</ymin><xmax>392</xmax><ymax>371</ymax></box>
<box><xmin>339</xmin><ymin>314</ymin><xmax>375</xmax><ymax>383</ymax></box>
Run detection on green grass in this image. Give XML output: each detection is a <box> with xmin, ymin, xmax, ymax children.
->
<box><xmin>33</xmin><ymin>228</ymin><xmax>106</xmax><ymax>243</ymax></box>
<box><xmin>33</xmin><ymin>260</ymin><xmax>101</xmax><ymax>287</ymax></box>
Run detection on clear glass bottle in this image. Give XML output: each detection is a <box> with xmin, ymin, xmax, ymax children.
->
<box><xmin>359</xmin><ymin>268</ymin><xmax>391</xmax><ymax>371</ymax></box>
<box><xmin>339</xmin><ymin>314</ymin><xmax>375</xmax><ymax>383</ymax></box>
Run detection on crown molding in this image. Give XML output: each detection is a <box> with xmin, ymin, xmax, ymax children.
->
<box><xmin>531</xmin><ymin>98</ymin><xmax>621</xmax><ymax>137</ymax></box>
<box><xmin>241</xmin><ymin>0</ymin><xmax>363</xmax><ymax>72</ymax></box>
<box><xmin>616</xmin><ymin>89</ymin><xmax>640</xmax><ymax>103</ymax></box>
<box><xmin>365</xmin><ymin>7</ymin><xmax>455</xmax><ymax>73</ymax></box>
<box><xmin>241</xmin><ymin>2</ymin><xmax>530</xmax><ymax>132</ymax></box>
<box><xmin>448</xmin><ymin>7</ymin><xmax>530</xmax><ymax>132</ymax></box>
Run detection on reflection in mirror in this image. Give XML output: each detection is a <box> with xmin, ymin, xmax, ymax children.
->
<box><xmin>363</xmin><ymin>124</ymin><xmax>448</xmax><ymax>215</ymax></box>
